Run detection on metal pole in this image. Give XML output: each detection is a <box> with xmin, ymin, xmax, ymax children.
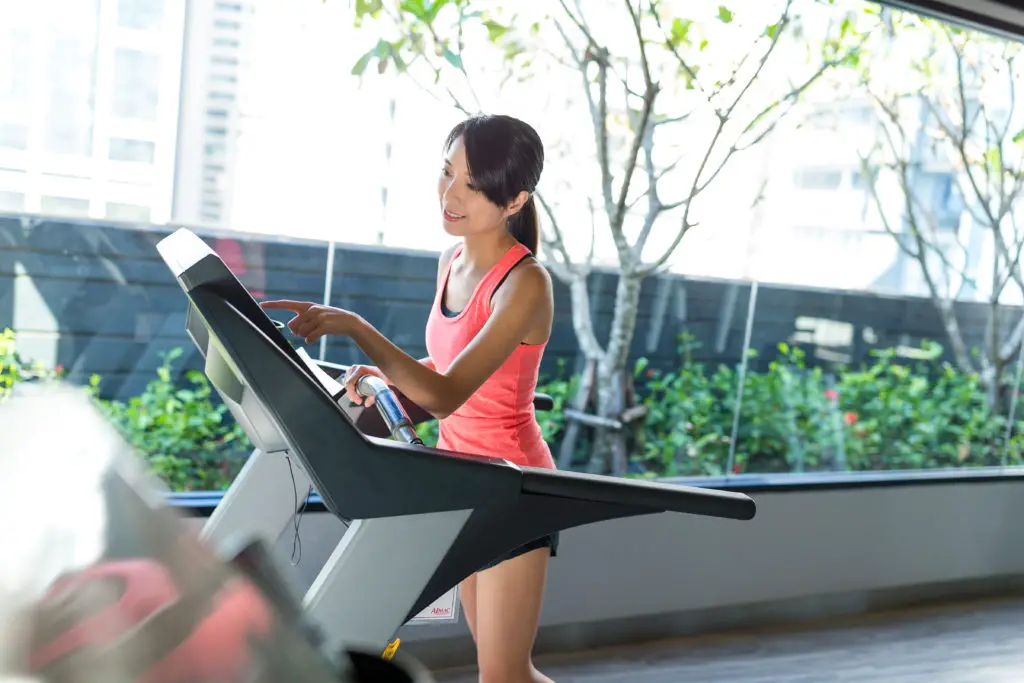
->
<box><xmin>1002</xmin><ymin>335</ymin><xmax>1024</xmax><ymax>467</ymax></box>
<box><xmin>726</xmin><ymin>280</ymin><xmax>759</xmax><ymax>478</ymax></box>
<box><xmin>319</xmin><ymin>240</ymin><xmax>336</xmax><ymax>362</ymax></box>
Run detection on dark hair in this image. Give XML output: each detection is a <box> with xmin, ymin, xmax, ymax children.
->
<box><xmin>444</xmin><ymin>114</ymin><xmax>544</xmax><ymax>254</ymax></box>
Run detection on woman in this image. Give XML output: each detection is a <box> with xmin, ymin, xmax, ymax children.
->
<box><xmin>260</xmin><ymin>113</ymin><xmax>557</xmax><ymax>683</ymax></box>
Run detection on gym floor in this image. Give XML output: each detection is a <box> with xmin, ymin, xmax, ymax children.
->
<box><xmin>431</xmin><ymin>597</ymin><xmax>1024</xmax><ymax>682</ymax></box>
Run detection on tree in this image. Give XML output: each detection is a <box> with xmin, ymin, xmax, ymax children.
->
<box><xmin>349</xmin><ymin>0</ymin><xmax>869</xmax><ymax>474</ymax></box>
<box><xmin>855</xmin><ymin>10</ymin><xmax>1024</xmax><ymax>411</ymax></box>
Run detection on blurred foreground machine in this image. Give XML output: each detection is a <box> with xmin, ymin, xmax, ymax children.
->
<box><xmin>0</xmin><ymin>383</ymin><xmax>433</xmax><ymax>683</ymax></box>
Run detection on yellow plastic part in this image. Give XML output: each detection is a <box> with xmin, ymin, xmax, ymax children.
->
<box><xmin>382</xmin><ymin>638</ymin><xmax>401</xmax><ymax>660</ymax></box>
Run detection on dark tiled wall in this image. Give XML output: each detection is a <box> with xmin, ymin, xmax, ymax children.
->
<box><xmin>0</xmin><ymin>214</ymin><xmax>1014</xmax><ymax>401</ymax></box>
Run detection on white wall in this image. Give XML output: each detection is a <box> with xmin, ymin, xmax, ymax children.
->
<box><xmin>180</xmin><ymin>478</ymin><xmax>1024</xmax><ymax>668</ymax></box>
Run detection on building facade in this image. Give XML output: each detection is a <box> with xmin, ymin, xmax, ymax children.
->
<box><xmin>0</xmin><ymin>0</ymin><xmax>248</xmax><ymax>229</ymax></box>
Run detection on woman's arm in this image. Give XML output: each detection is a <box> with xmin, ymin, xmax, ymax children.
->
<box><xmin>377</xmin><ymin>357</ymin><xmax>433</xmax><ymax>387</ymax></box>
<box><xmin>344</xmin><ymin>265</ymin><xmax>551</xmax><ymax>419</ymax></box>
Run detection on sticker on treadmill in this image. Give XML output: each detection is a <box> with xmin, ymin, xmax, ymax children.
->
<box><xmin>407</xmin><ymin>586</ymin><xmax>461</xmax><ymax>625</ymax></box>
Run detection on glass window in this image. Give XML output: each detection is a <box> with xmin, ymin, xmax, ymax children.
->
<box><xmin>105</xmin><ymin>201</ymin><xmax>151</xmax><ymax>222</ymax></box>
<box><xmin>0</xmin><ymin>123</ymin><xmax>28</xmax><ymax>150</ymax></box>
<box><xmin>794</xmin><ymin>168</ymin><xmax>844</xmax><ymax>191</ymax></box>
<box><xmin>44</xmin><ymin>37</ymin><xmax>96</xmax><ymax>155</ymax></box>
<box><xmin>40</xmin><ymin>195</ymin><xmax>89</xmax><ymax>217</ymax></box>
<box><xmin>109</xmin><ymin>137</ymin><xmax>156</xmax><ymax>163</ymax></box>
<box><xmin>0</xmin><ymin>29</ymin><xmax>33</xmax><ymax>111</ymax></box>
<box><xmin>117</xmin><ymin>0</ymin><xmax>163</xmax><ymax>31</ymax></box>
<box><xmin>111</xmin><ymin>48</ymin><xmax>161</xmax><ymax>120</ymax></box>
<box><xmin>0</xmin><ymin>191</ymin><xmax>25</xmax><ymax>211</ymax></box>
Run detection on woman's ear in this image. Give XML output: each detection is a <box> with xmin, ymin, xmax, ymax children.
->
<box><xmin>504</xmin><ymin>190</ymin><xmax>530</xmax><ymax>218</ymax></box>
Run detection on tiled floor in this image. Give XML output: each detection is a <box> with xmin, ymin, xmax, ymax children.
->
<box><xmin>433</xmin><ymin>598</ymin><xmax>1024</xmax><ymax>682</ymax></box>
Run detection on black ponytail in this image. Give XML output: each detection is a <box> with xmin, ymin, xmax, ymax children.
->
<box><xmin>508</xmin><ymin>195</ymin><xmax>539</xmax><ymax>255</ymax></box>
<box><xmin>444</xmin><ymin>114</ymin><xmax>545</xmax><ymax>255</ymax></box>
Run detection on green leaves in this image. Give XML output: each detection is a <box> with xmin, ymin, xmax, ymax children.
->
<box><xmin>985</xmin><ymin>146</ymin><xmax>1003</xmax><ymax>174</ymax></box>
<box><xmin>482</xmin><ymin>18</ymin><xmax>508</xmax><ymax>42</ymax></box>
<box><xmin>717</xmin><ymin>5</ymin><xmax>734</xmax><ymax>23</ymax></box>
<box><xmin>668</xmin><ymin>17</ymin><xmax>693</xmax><ymax>48</ymax></box>
<box><xmin>351</xmin><ymin>38</ymin><xmax>409</xmax><ymax>76</ymax></box>
<box><xmin>439</xmin><ymin>42</ymin><xmax>463</xmax><ymax>69</ymax></box>
<box><xmin>353</xmin><ymin>0</ymin><xmax>383</xmax><ymax>24</ymax></box>
<box><xmin>636</xmin><ymin>337</ymin><xmax>1017</xmax><ymax>477</ymax></box>
<box><xmin>399</xmin><ymin>0</ymin><xmax>453</xmax><ymax>23</ymax></box>
<box><xmin>94</xmin><ymin>347</ymin><xmax>252</xmax><ymax>492</ymax></box>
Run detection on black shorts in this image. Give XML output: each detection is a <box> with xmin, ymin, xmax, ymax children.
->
<box><xmin>477</xmin><ymin>532</ymin><xmax>559</xmax><ymax>572</ymax></box>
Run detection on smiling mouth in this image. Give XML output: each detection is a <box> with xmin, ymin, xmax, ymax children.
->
<box><xmin>443</xmin><ymin>208</ymin><xmax>465</xmax><ymax>221</ymax></box>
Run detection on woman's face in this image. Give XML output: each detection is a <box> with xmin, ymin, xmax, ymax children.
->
<box><xmin>437</xmin><ymin>136</ymin><xmax>509</xmax><ymax>240</ymax></box>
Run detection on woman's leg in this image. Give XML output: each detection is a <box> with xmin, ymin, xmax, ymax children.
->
<box><xmin>459</xmin><ymin>573</ymin><xmax>479</xmax><ymax>643</ymax></box>
<box><xmin>473</xmin><ymin>547</ymin><xmax>554</xmax><ymax>683</ymax></box>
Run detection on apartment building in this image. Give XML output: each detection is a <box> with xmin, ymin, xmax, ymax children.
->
<box><xmin>0</xmin><ymin>0</ymin><xmax>249</xmax><ymax>229</ymax></box>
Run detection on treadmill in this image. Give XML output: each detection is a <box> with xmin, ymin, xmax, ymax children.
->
<box><xmin>155</xmin><ymin>227</ymin><xmax>756</xmax><ymax>662</ymax></box>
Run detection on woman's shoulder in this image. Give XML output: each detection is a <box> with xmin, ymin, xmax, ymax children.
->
<box><xmin>435</xmin><ymin>243</ymin><xmax>461</xmax><ymax>290</ymax></box>
<box><xmin>510</xmin><ymin>253</ymin><xmax>551</xmax><ymax>289</ymax></box>
<box><xmin>495</xmin><ymin>254</ymin><xmax>552</xmax><ymax>308</ymax></box>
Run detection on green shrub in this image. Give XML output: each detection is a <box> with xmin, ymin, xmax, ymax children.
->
<box><xmin>635</xmin><ymin>333</ymin><xmax>1024</xmax><ymax>478</ymax></box>
<box><xmin>0</xmin><ymin>328</ymin><xmax>64</xmax><ymax>400</ymax></box>
<box><xmin>91</xmin><ymin>348</ymin><xmax>252</xmax><ymax>492</ymax></box>
<box><xmin>8</xmin><ymin>323</ymin><xmax>1023</xmax><ymax>490</ymax></box>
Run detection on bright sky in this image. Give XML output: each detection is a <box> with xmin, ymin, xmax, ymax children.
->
<box><xmin>227</xmin><ymin>0</ymin><xmax>1024</xmax><ymax>302</ymax></box>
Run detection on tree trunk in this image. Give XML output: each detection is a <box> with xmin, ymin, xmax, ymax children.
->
<box><xmin>586</xmin><ymin>272</ymin><xmax>644</xmax><ymax>475</ymax></box>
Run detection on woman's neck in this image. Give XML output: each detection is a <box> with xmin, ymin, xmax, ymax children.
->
<box><xmin>459</xmin><ymin>231</ymin><xmax>518</xmax><ymax>271</ymax></box>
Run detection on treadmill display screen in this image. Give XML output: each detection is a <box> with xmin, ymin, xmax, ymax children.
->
<box><xmin>160</xmin><ymin>228</ymin><xmax>322</xmax><ymax>388</ymax></box>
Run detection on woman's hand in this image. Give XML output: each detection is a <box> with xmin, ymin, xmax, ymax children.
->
<box><xmin>343</xmin><ymin>365</ymin><xmax>388</xmax><ymax>407</ymax></box>
<box><xmin>258</xmin><ymin>300</ymin><xmax>358</xmax><ymax>345</ymax></box>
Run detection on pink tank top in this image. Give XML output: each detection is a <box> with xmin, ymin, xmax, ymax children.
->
<box><xmin>424</xmin><ymin>243</ymin><xmax>556</xmax><ymax>470</ymax></box>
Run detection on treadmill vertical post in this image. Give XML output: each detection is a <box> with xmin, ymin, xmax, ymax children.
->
<box><xmin>202</xmin><ymin>448</ymin><xmax>314</xmax><ymax>550</ymax></box>
<box><xmin>303</xmin><ymin>509</ymin><xmax>472</xmax><ymax>656</ymax></box>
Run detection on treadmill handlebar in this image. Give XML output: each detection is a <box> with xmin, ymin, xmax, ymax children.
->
<box><xmin>355</xmin><ymin>375</ymin><xmax>424</xmax><ymax>446</ymax></box>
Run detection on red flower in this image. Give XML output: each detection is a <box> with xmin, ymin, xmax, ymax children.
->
<box><xmin>844</xmin><ymin>411</ymin><xmax>858</xmax><ymax>426</ymax></box>
<box><xmin>732</xmin><ymin>463</ymin><xmax>742</xmax><ymax>474</ymax></box>
<box><xmin>824</xmin><ymin>388</ymin><xmax>839</xmax><ymax>402</ymax></box>
<box><xmin>646</xmin><ymin>368</ymin><xmax>656</xmax><ymax>378</ymax></box>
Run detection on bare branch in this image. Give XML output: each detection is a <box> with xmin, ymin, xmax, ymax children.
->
<box><xmin>535</xmin><ymin>190</ymin><xmax>578</xmax><ymax>278</ymax></box>
<box><xmin>726</xmin><ymin>0</ymin><xmax>793</xmax><ymax>119</ymax></box>
<box><xmin>633</xmin><ymin>122</ymin><xmax>661</xmax><ymax>257</ymax></box>
<box><xmin>865</xmin><ymin>89</ymin><xmax>978</xmax><ymax>372</ymax></box>
<box><xmin>612</xmin><ymin>0</ymin><xmax>659</xmax><ymax>246</ymax></box>
<box><xmin>586</xmin><ymin>196</ymin><xmax>598</xmax><ymax>263</ymax></box>
<box><xmin>557</xmin><ymin>0</ymin><xmax>598</xmax><ymax>50</ymax></box>
<box><xmin>552</xmin><ymin>18</ymin><xmax>616</xmax><ymax>226</ymax></box>
<box><xmin>395</xmin><ymin>53</ymin><xmax>474</xmax><ymax>115</ymax></box>
<box><xmin>649</xmin><ymin>0</ymin><xmax>714</xmax><ymax>110</ymax></box>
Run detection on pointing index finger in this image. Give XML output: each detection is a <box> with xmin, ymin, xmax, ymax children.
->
<box><xmin>259</xmin><ymin>300</ymin><xmax>313</xmax><ymax>312</ymax></box>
